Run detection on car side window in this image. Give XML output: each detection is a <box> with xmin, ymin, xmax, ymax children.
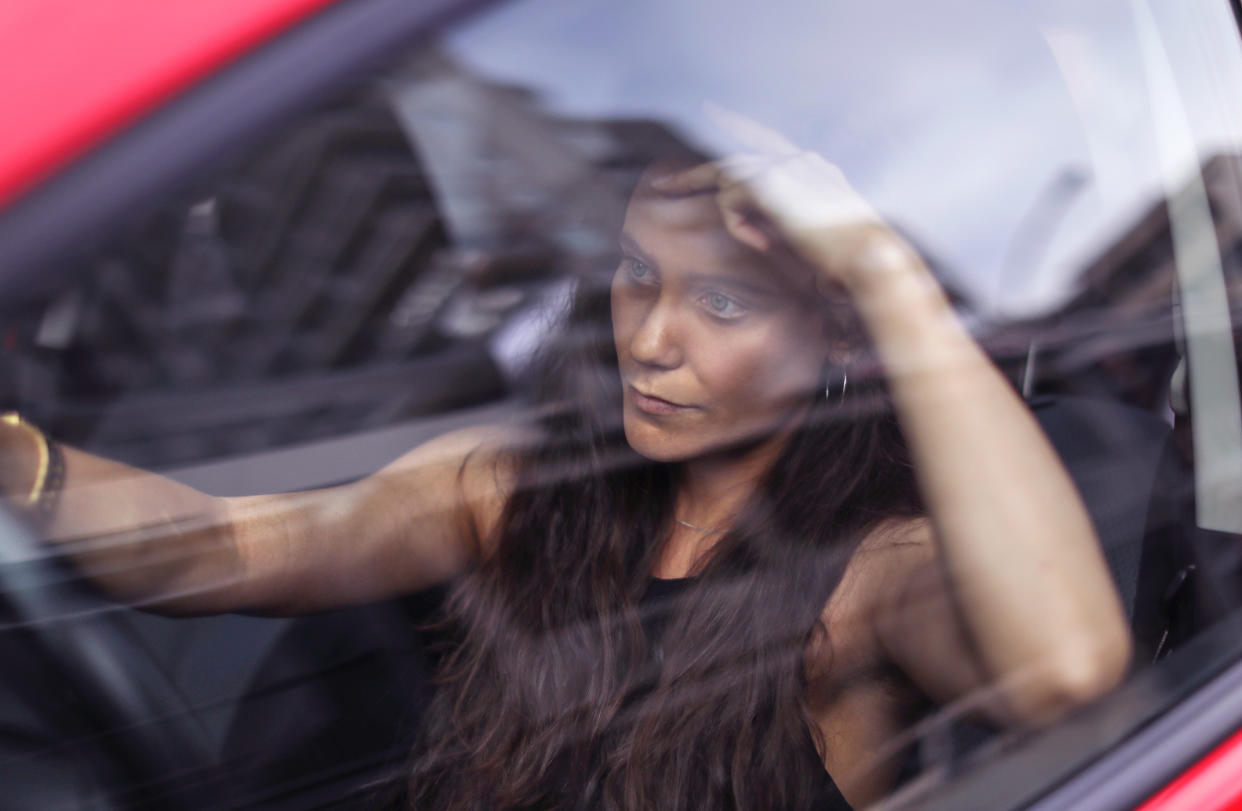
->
<box><xmin>7</xmin><ymin>0</ymin><xmax>1242</xmax><ymax>808</ymax></box>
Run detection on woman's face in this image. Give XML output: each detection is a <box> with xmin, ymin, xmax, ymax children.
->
<box><xmin>611</xmin><ymin>183</ymin><xmax>831</xmax><ymax>463</ymax></box>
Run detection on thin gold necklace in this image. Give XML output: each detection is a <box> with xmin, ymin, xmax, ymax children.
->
<box><xmin>675</xmin><ymin>517</ymin><xmax>726</xmax><ymax>535</ymax></box>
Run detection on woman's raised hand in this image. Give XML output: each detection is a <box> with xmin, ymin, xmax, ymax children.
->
<box><xmin>651</xmin><ymin>103</ymin><xmax>923</xmax><ymax>298</ymax></box>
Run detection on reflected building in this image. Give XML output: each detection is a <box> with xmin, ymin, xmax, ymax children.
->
<box><xmin>1000</xmin><ymin>153</ymin><xmax>1242</xmax><ymax>431</ymax></box>
<box><xmin>9</xmin><ymin>51</ymin><xmax>701</xmax><ymax>469</ymax></box>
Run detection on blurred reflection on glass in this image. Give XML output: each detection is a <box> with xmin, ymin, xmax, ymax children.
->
<box><xmin>5</xmin><ymin>1</ymin><xmax>1242</xmax><ymax>809</ymax></box>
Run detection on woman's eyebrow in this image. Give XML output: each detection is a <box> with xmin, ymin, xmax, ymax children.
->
<box><xmin>619</xmin><ymin>233</ymin><xmax>659</xmax><ymax>268</ymax></box>
<box><xmin>685</xmin><ymin>271</ymin><xmax>781</xmax><ymax>299</ymax></box>
<box><xmin>619</xmin><ymin>232</ymin><xmax>780</xmax><ymax>297</ymax></box>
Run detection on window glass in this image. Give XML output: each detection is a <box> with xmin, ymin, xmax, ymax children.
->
<box><xmin>7</xmin><ymin>0</ymin><xmax>1242</xmax><ymax>808</ymax></box>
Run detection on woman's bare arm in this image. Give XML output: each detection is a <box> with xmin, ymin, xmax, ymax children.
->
<box><xmin>2</xmin><ymin>423</ymin><xmax>514</xmax><ymax>616</ymax></box>
<box><xmin>845</xmin><ymin>257</ymin><xmax>1131</xmax><ymax>724</ymax></box>
<box><xmin>658</xmin><ymin>128</ymin><xmax>1132</xmax><ymax>724</ymax></box>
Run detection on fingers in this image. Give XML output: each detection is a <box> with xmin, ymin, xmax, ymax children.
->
<box><xmin>647</xmin><ymin>159</ymin><xmax>776</xmax><ymax>252</ymax></box>
<box><xmin>702</xmin><ymin>100</ymin><xmax>801</xmax><ymax>157</ymax></box>
<box><xmin>726</xmin><ymin>219</ymin><xmax>772</xmax><ymax>253</ymax></box>
<box><xmin>649</xmin><ymin>162</ymin><xmax>723</xmax><ymax>195</ymax></box>
<box><xmin>650</xmin><ymin>154</ymin><xmax>772</xmax><ymax>197</ymax></box>
<box><xmin>717</xmin><ymin>182</ymin><xmax>771</xmax><ymax>253</ymax></box>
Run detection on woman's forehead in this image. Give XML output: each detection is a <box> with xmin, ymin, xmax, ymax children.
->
<box><xmin>622</xmin><ymin>191</ymin><xmax>813</xmax><ymax>296</ymax></box>
<box><xmin>623</xmin><ymin>188</ymin><xmax>749</xmax><ymax>260</ymax></box>
<box><xmin>626</xmin><ymin>177</ymin><xmax>724</xmax><ymax>229</ymax></box>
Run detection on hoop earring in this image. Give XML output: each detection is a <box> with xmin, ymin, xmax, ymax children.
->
<box><xmin>824</xmin><ymin>368</ymin><xmax>848</xmax><ymax>403</ymax></box>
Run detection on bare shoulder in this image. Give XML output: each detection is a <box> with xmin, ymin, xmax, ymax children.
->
<box><xmin>813</xmin><ymin>518</ymin><xmax>936</xmax><ymax>671</ymax></box>
<box><xmin>855</xmin><ymin>517</ymin><xmax>937</xmax><ymax>587</ymax></box>
<box><xmin>822</xmin><ymin>518</ymin><xmax>935</xmax><ymax>617</ymax></box>
<box><xmin>378</xmin><ymin>422</ymin><xmax>530</xmax><ymax>558</ymax></box>
<box><xmin>803</xmin><ymin>518</ymin><xmax>936</xmax><ymax>804</ymax></box>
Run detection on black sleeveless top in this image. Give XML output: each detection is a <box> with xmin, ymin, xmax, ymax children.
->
<box><xmin>407</xmin><ymin>577</ymin><xmax>918</xmax><ymax>809</ymax></box>
<box><xmin>634</xmin><ymin>575</ymin><xmax>854</xmax><ymax>810</ymax></box>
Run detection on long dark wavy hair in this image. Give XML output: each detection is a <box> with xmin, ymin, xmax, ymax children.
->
<box><xmin>406</xmin><ymin>185</ymin><xmax>924</xmax><ymax>809</ymax></box>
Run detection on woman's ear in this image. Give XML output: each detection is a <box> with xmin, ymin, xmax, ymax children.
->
<box><xmin>818</xmin><ymin>319</ymin><xmax>855</xmax><ymax>369</ymax></box>
<box><xmin>817</xmin><ymin>293</ymin><xmax>867</xmax><ymax>367</ymax></box>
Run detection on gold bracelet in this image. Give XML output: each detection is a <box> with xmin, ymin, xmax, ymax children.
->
<box><xmin>1</xmin><ymin>411</ymin><xmax>64</xmax><ymax>521</ymax></box>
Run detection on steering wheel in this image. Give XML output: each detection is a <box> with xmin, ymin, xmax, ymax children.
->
<box><xmin>0</xmin><ymin>507</ymin><xmax>225</xmax><ymax>808</ymax></box>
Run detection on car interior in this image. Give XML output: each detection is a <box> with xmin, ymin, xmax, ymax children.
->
<box><xmin>2</xmin><ymin>1</ymin><xmax>1242</xmax><ymax>809</ymax></box>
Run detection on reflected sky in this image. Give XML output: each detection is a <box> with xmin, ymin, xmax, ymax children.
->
<box><xmin>445</xmin><ymin>0</ymin><xmax>1242</xmax><ymax>316</ymax></box>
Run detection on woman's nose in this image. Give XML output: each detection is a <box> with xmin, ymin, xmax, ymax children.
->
<box><xmin>629</xmin><ymin>296</ymin><xmax>683</xmax><ymax>369</ymax></box>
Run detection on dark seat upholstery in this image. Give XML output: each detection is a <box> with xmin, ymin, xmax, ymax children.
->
<box><xmin>916</xmin><ymin>395</ymin><xmax>1174</xmax><ymax>775</ymax></box>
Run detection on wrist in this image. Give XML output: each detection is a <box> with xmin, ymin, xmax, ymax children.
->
<box><xmin>807</xmin><ymin>226</ymin><xmax>923</xmax><ymax>299</ymax></box>
<box><xmin>0</xmin><ymin>416</ymin><xmax>41</xmax><ymax>501</ymax></box>
<box><xmin>838</xmin><ymin>241</ymin><xmax>947</xmax><ymax>318</ymax></box>
<box><xmin>843</xmin><ymin>257</ymin><xmax>964</xmax><ymax>365</ymax></box>
<box><xmin>0</xmin><ymin>413</ymin><xmax>65</xmax><ymax>523</ymax></box>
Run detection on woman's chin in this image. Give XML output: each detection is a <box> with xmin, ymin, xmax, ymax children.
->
<box><xmin>622</xmin><ymin>410</ymin><xmax>797</xmax><ymax>467</ymax></box>
<box><xmin>624</xmin><ymin>433</ymin><xmax>687</xmax><ymax>463</ymax></box>
<box><xmin>622</xmin><ymin>419</ymin><xmax>698</xmax><ymax>463</ymax></box>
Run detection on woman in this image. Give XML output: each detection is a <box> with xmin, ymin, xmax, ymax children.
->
<box><xmin>0</xmin><ymin>117</ymin><xmax>1130</xmax><ymax>809</ymax></box>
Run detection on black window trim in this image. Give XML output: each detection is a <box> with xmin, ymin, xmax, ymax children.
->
<box><xmin>898</xmin><ymin>613</ymin><xmax>1242</xmax><ymax>810</ymax></box>
<box><xmin>1028</xmin><ymin>619</ymin><xmax>1242</xmax><ymax>810</ymax></box>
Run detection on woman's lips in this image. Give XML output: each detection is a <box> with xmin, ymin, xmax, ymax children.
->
<box><xmin>629</xmin><ymin>386</ymin><xmax>695</xmax><ymax>416</ymax></box>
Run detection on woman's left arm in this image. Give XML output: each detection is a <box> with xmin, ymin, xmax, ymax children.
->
<box><xmin>657</xmin><ymin>134</ymin><xmax>1132</xmax><ymax>724</ymax></box>
<box><xmin>837</xmin><ymin>237</ymin><xmax>1131</xmax><ymax>725</ymax></box>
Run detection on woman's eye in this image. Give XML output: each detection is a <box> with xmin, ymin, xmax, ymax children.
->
<box><xmin>625</xmin><ymin>257</ymin><xmax>656</xmax><ymax>284</ymax></box>
<box><xmin>701</xmin><ymin>292</ymin><xmax>746</xmax><ymax>320</ymax></box>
